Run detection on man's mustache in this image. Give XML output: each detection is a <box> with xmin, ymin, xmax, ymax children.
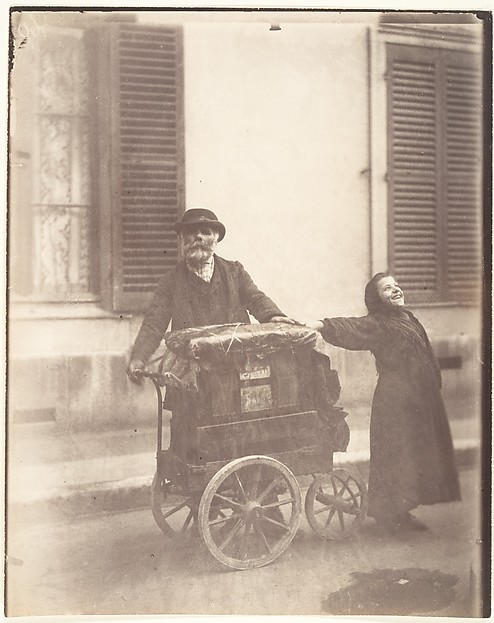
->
<box><xmin>185</xmin><ymin>241</ymin><xmax>214</xmax><ymax>251</ymax></box>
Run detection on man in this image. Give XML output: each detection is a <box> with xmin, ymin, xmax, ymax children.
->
<box><xmin>127</xmin><ymin>207</ymin><xmax>295</xmax><ymax>382</ymax></box>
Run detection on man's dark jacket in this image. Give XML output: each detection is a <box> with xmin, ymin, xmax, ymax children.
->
<box><xmin>131</xmin><ymin>254</ymin><xmax>285</xmax><ymax>363</ymax></box>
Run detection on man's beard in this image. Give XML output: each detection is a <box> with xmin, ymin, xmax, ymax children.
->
<box><xmin>184</xmin><ymin>242</ymin><xmax>215</xmax><ymax>267</ymax></box>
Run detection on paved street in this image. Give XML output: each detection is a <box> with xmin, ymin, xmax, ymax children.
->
<box><xmin>6</xmin><ymin>466</ymin><xmax>484</xmax><ymax>617</ymax></box>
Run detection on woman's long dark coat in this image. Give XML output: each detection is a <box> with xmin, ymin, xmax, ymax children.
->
<box><xmin>320</xmin><ymin>310</ymin><xmax>460</xmax><ymax>519</ymax></box>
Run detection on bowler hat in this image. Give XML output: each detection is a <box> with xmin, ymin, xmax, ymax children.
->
<box><xmin>174</xmin><ymin>208</ymin><xmax>226</xmax><ymax>241</ymax></box>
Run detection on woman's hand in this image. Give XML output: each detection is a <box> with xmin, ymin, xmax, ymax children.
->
<box><xmin>306</xmin><ymin>320</ymin><xmax>324</xmax><ymax>331</ymax></box>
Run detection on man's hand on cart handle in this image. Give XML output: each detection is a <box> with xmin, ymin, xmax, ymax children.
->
<box><xmin>270</xmin><ymin>315</ymin><xmax>303</xmax><ymax>326</ymax></box>
<box><xmin>127</xmin><ymin>359</ymin><xmax>146</xmax><ymax>384</ymax></box>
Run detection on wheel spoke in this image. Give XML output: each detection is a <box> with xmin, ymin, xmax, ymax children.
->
<box><xmin>343</xmin><ymin>484</ymin><xmax>363</xmax><ymax>506</ymax></box>
<box><xmin>218</xmin><ymin>517</ymin><xmax>245</xmax><ymax>550</ymax></box>
<box><xmin>261</xmin><ymin>515</ymin><xmax>289</xmax><ymax>532</ymax></box>
<box><xmin>257</xmin><ymin>476</ymin><xmax>284</xmax><ymax>504</ymax></box>
<box><xmin>331</xmin><ymin>477</ymin><xmax>339</xmax><ymax>496</ymax></box>
<box><xmin>239</xmin><ymin>520</ymin><xmax>252</xmax><ymax>560</ymax></box>
<box><xmin>337</xmin><ymin>510</ymin><xmax>345</xmax><ymax>531</ymax></box>
<box><xmin>161</xmin><ymin>499</ymin><xmax>190</xmax><ymax>519</ymax></box>
<box><xmin>213</xmin><ymin>492</ymin><xmax>243</xmax><ymax>508</ymax></box>
<box><xmin>344</xmin><ymin>490</ymin><xmax>362</xmax><ymax>500</ymax></box>
<box><xmin>333</xmin><ymin>482</ymin><xmax>347</xmax><ymax>499</ymax></box>
<box><xmin>325</xmin><ymin>507</ymin><xmax>337</xmax><ymax>527</ymax></box>
<box><xmin>319</xmin><ymin>485</ymin><xmax>344</xmax><ymax>503</ymax></box>
<box><xmin>262</xmin><ymin>497</ymin><xmax>296</xmax><ymax>509</ymax></box>
<box><xmin>248</xmin><ymin>464</ymin><xmax>263</xmax><ymax>499</ymax></box>
<box><xmin>314</xmin><ymin>503</ymin><xmax>335</xmax><ymax>516</ymax></box>
<box><xmin>253</xmin><ymin>520</ymin><xmax>272</xmax><ymax>553</ymax></box>
<box><xmin>234</xmin><ymin>472</ymin><xmax>249</xmax><ymax>503</ymax></box>
<box><xmin>209</xmin><ymin>512</ymin><xmax>242</xmax><ymax>527</ymax></box>
<box><xmin>332</xmin><ymin>477</ymin><xmax>363</xmax><ymax>510</ymax></box>
<box><xmin>151</xmin><ymin>472</ymin><xmax>201</xmax><ymax>538</ymax></box>
<box><xmin>181</xmin><ymin>509</ymin><xmax>194</xmax><ymax>533</ymax></box>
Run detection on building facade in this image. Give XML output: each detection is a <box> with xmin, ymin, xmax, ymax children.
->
<box><xmin>8</xmin><ymin>11</ymin><xmax>485</xmax><ymax>429</ymax></box>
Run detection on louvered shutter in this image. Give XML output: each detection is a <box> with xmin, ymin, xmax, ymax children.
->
<box><xmin>387</xmin><ymin>46</ymin><xmax>439</xmax><ymax>300</ymax></box>
<box><xmin>444</xmin><ymin>57</ymin><xmax>482</xmax><ymax>300</ymax></box>
<box><xmin>102</xmin><ymin>23</ymin><xmax>184</xmax><ymax>312</ymax></box>
<box><xmin>387</xmin><ymin>44</ymin><xmax>482</xmax><ymax>303</ymax></box>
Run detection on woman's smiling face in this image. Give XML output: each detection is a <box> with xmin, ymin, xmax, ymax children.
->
<box><xmin>377</xmin><ymin>275</ymin><xmax>405</xmax><ymax>308</ymax></box>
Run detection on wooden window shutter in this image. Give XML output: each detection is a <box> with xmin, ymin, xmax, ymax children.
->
<box><xmin>97</xmin><ymin>23</ymin><xmax>185</xmax><ymax>312</ymax></box>
<box><xmin>387</xmin><ymin>43</ymin><xmax>482</xmax><ymax>303</ymax></box>
<box><xmin>387</xmin><ymin>45</ymin><xmax>440</xmax><ymax>301</ymax></box>
<box><xmin>444</xmin><ymin>55</ymin><xmax>482</xmax><ymax>301</ymax></box>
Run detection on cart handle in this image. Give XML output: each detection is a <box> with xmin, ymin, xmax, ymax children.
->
<box><xmin>141</xmin><ymin>371</ymin><xmax>165</xmax><ymax>455</ymax></box>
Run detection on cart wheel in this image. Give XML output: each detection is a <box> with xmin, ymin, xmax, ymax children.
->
<box><xmin>305</xmin><ymin>468</ymin><xmax>368</xmax><ymax>540</ymax></box>
<box><xmin>198</xmin><ymin>455</ymin><xmax>302</xmax><ymax>570</ymax></box>
<box><xmin>151</xmin><ymin>472</ymin><xmax>199</xmax><ymax>539</ymax></box>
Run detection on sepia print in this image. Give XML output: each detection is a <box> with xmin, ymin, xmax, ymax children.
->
<box><xmin>6</xmin><ymin>6</ymin><xmax>490</xmax><ymax>618</ymax></box>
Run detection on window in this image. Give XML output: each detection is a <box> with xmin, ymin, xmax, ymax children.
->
<box><xmin>386</xmin><ymin>43</ymin><xmax>483</xmax><ymax>303</ymax></box>
<box><xmin>10</xmin><ymin>24</ymin><xmax>95</xmax><ymax>300</ymax></box>
<box><xmin>9</xmin><ymin>16</ymin><xmax>184</xmax><ymax>312</ymax></box>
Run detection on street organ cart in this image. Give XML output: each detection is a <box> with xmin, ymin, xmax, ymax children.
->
<box><xmin>143</xmin><ymin>322</ymin><xmax>368</xmax><ymax>570</ymax></box>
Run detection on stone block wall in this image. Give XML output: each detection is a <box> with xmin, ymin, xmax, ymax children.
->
<box><xmin>9</xmin><ymin>353</ymin><xmax>157</xmax><ymax>431</ymax></box>
<box><xmin>8</xmin><ymin>332</ymin><xmax>482</xmax><ymax>431</ymax></box>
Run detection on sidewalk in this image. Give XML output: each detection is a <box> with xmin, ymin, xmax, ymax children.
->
<box><xmin>8</xmin><ymin>397</ymin><xmax>482</xmax><ymax>522</ymax></box>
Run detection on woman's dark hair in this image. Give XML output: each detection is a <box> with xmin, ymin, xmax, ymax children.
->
<box><xmin>364</xmin><ymin>272</ymin><xmax>391</xmax><ymax>313</ymax></box>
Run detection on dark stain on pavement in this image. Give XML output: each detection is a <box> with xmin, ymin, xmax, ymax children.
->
<box><xmin>322</xmin><ymin>567</ymin><xmax>458</xmax><ymax>615</ymax></box>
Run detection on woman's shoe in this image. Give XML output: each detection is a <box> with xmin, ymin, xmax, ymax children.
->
<box><xmin>396</xmin><ymin>512</ymin><xmax>428</xmax><ymax>532</ymax></box>
<box><xmin>374</xmin><ymin>512</ymin><xmax>428</xmax><ymax>534</ymax></box>
<box><xmin>373</xmin><ymin>516</ymin><xmax>400</xmax><ymax>534</ymax></box>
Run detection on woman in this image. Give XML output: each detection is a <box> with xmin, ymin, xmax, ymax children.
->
<box><xmin>308</xmin><ymin>273</ymin><xmax>461</xmax><ymax>533</ymax></box>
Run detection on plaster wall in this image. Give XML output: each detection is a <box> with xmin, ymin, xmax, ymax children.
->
<box><xmin>182</xmin><ymin>22</ymin><xmax>371</xmax><ymax>321</ymax></box>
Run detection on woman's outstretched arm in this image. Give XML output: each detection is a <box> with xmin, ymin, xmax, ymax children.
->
<box><xmin>308</xmin><ymin>315</ymin><xmax>384</xmax><ymax>351</ymax></box>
